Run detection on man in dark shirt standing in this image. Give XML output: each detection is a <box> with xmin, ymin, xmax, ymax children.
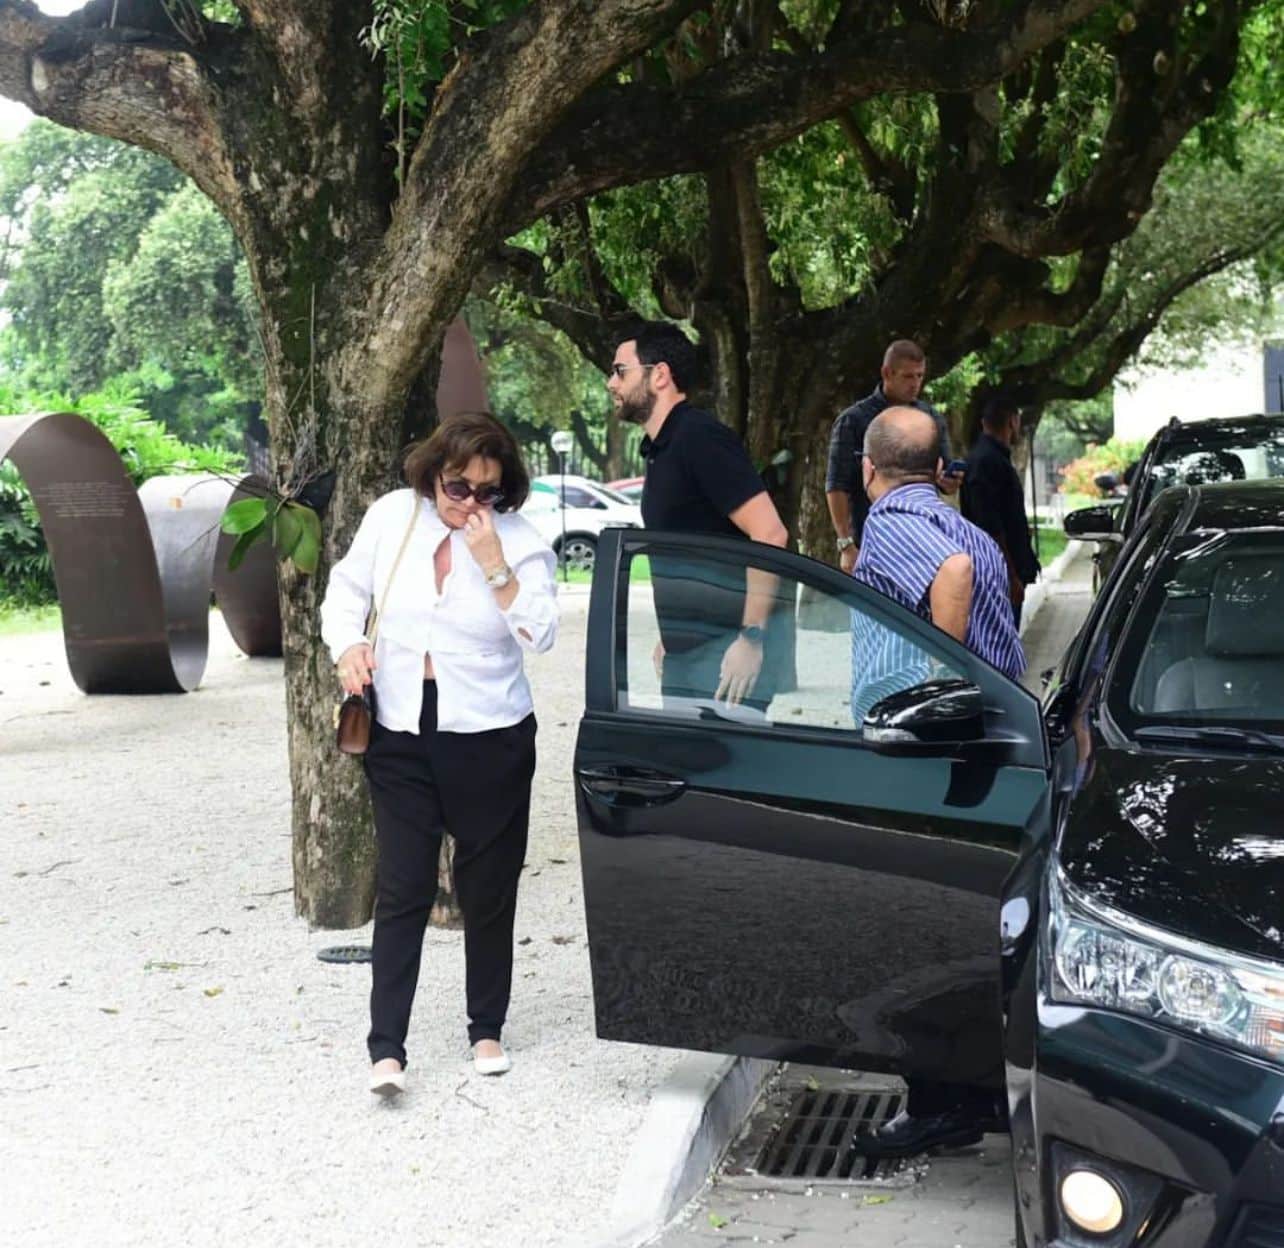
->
<box><xmin>826</xmin><ymin>340</ymin><xmax>958</xmax><ymax>574</ymax></box>
<box><xmin>960</xmin><ymin>395</ymin><xmax>1040</xmax><ymax>628</ymax></box>
<box><xmin>608</xmin><ymin>322</ymin><xmax>788</xmax><ymax>707</ymax></box>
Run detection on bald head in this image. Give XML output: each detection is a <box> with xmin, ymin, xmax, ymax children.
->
<box><xmin>866</xmin><ymin>406</ymin><xmax>939</xmax><ymax>474</ymax></box>
<box><xmin>862</xmin><ymin>407</ymin><xmax>941</xmax><ymax>502</ymax></box>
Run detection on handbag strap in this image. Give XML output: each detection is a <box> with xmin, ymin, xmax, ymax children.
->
<box><xmin>366</xmin><ymin>492</ymin><xmax>420</xmax><ymax>649</ymax></box>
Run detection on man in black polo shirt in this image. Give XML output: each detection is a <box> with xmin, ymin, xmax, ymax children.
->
<box><xmin>961</xmin><ymin>394</ymin><xmax>1040</xmax><ymax>628</ymax></box>
<box><xmin>608</xmin><ymin>322</ymin><xmax>788</xmax><ymax>708</ymax></box>
<box><xmin>825</xmin><ymin>339</ymin><xmax>958</xmax><ymax>574</ymax></box>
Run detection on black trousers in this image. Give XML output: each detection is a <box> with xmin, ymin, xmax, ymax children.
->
<box><xmin>362</xmin><ymin>680</ymin><xmax>536</xmax><ymax>1065</ymax></box>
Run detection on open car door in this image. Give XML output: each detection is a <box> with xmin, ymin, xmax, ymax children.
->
<box><xmin>575</xmin><ymin>529</ymin><xmax>1049</xmax><ymax>1086</ymax></box>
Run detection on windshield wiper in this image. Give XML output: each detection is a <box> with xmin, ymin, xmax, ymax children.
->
<box><xmin>1133</xmin><ymin>724</ymin><xmax>1284</xmax><ymax>753</ymax></box>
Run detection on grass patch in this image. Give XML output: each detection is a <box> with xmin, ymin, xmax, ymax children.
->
<box><xmin>1034</xmin><ymin>524</ymin><xmax>1068</xmax><ymax>568</ymax></box>
<box><xmin>552</xmin><ymin>554</ymin><xmax>652</xmax><ymax>586</ymax></box>
<box><xmin>0</xmin><ymin>603</ymin><xmax>61</xmax><ymax>635</ymax></box>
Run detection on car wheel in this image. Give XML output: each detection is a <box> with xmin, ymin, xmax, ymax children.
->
<box><xmin>559</xmin><ymin>534</ymin><xmax>597</xmax><ymax>574</ymax></box>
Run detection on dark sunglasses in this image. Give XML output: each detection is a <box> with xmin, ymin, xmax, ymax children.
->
<box><xmin>440</xmin><ymin>478</ymin><xmax>505</xmax><ymax>507</ymax></box>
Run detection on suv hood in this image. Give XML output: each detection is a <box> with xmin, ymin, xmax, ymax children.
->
<box><xmin>1058</xmin><ymin>746</ymin><xmax>1284</xmax><ymax>963</ymax></box>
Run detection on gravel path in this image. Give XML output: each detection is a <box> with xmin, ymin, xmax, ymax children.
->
<box><xmin>0</xmin><ymin>591</ymin><xmax>678</xmax><ymax>1248</ymax></box>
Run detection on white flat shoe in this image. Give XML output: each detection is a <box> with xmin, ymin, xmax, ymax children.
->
<box><xmin>472</xmin><ymin>1046</ymin><xmax>511</xmax><ymax>1076</ymax></box>
<box><xmin>369</xmin><ymin>1065</ymin><xmax>406</xmax><ymax>1097</ymax></box>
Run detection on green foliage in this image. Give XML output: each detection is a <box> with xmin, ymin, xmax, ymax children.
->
<box><xmin>0</xmin><ymin>121</ymin><xmax>261</xmax><ymax>449</ymax></box>
<box><xmin>0</xmin><ymin>459</ymin><xmax>48</xmax><ymax>606</ymax></box>
<box><xmin>759</xmin><ymin>119</ymin><xmax>906</xmax><ymax>307</ymax></box>
<box><xmin>1060</xmin><ymin>438</ymin><xmax>1147</xmax><ymax>498</ymax></box>
<box><xmin>360</xmin><ymin>0</ymin><xmax>529</xmax><ymax>177</ymax></box>
<box><xmin>466</xmin><ymin>296</ymin><xmax>625</xmax><ymax>469</ymax></box>
<box><xmin>217</xmin><ymin>494</ymin><xmax>322</xmax><ymax>575</ymax></box>
<box><xmin>1</xmin><ymin>127</ymin><xmax>183</xmax><ymax>392</ymax></box>
<box><xmin>581</xmin><ymin>177</ymin><xmax>708</xmax><ymax>313</ymax></box>
<box><xmin>1037</xmin><ymin>406</ymin><xmax>1110</xmax><ymax>466</ymax></box>
<box><xmin>0</xmin><ymin>386</ymin><xmax>242</xmax><ymax>606</ymax></box>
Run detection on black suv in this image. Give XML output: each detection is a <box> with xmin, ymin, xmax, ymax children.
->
<box><xmin>1065</xmin><ymin>414</ymin><xmax>1284</xmax><ymax>587</ymax></box>
<box><xmin>576</xmin><ymin>481</ymin><xmax>1284</xmax><ymax>1248</ymax></box>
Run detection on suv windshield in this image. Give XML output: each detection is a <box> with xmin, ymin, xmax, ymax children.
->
<box><xmin>1142</xmin><ymin>429</ymin><xmax>1284</xmax><ymax>512</ymax></box>
<box><xmin>1110</xmin><ymin>531</ymin><xmax>1284</xmax><ymax>735</ymax></box>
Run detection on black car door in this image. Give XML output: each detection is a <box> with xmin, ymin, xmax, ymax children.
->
<box><xmin>575</xmin><ymin>529</ymin><xmax>1050</xmax><ymax>1086</ymax></box>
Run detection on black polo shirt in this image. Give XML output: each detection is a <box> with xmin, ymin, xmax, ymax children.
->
<box><xmin>640</xmin><ymin>402</ymin><xmax>767</xmax><ymax>652</ymax></box>
<box><xmin>640</xmin><ymin>402</ymin><xmax>765</xmax><ymax>535</ymax></box>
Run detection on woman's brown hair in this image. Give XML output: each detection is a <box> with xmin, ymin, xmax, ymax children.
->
<box><xmin>403</xmin><ymin>411</ymin><xmax>530</xmax><ymax>512</ymax></box>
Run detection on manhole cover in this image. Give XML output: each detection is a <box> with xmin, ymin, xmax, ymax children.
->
<box><xmin>316</xmin><ymin>945</ymin><xmax>372</xmax><ymax>964</ymax></box>
<box><xmin>722</xmin><ymin>1069</ymin><xmax>919</xmax><ymax>1189</ymax></box>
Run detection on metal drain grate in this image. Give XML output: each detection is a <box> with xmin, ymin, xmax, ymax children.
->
<box><xmin>316</xmin><ymin>945</ymin><xmax>372</xmax><ymax>964</ymax></box>
<box><xmin>755</xmin><ymin>1085</ymin><xmax>907</xmax><ymax>1182</ymax></box>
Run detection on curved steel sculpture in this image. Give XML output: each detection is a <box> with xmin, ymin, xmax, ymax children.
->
<box><xmin>0</xmin><ymin>411</ymin><xmax>281</xmax><ymax>693</ymax></box>
<box><xmin>1</xmin><ymin>318</ymin><xmax>491</xmax><ymax>694</ymax></box>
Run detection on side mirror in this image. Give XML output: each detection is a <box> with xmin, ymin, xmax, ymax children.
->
<box><xmin>1064</xmin><ymin>505</ymin><xmax>1122</xmax><ymax>543</ymax></box>
<box><xmin>862</xmin><ymin>678</ymin><xmax>984</xmax><ymax>750</ymax></box>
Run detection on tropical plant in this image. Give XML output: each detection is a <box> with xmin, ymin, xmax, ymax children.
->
<box><xmin>0</xmin><ymin>385</ymin><xmax>243</xmax><ymax>606</ymax></box>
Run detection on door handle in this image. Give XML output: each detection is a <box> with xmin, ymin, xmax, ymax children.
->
<box><xmin>577</xmin><ymin>765</ymin><xmax>687</xmax><ymax>807</ymax></box>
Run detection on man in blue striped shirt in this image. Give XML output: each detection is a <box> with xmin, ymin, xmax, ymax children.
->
<box><xmin>847</xmin><ymin>405</ymin><xmax>1022</xmax><ymax>1160</ymax></box>
<box><xmin>854</xmin><ymin>406</ymin><xmax>1025</xmax><ymax>684</ymax></box>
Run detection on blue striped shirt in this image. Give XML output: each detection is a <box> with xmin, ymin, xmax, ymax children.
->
<box><xmin>853</xmin><ymin>483</ymin><xmax>1025</xmax><ymax>686</ymax></box>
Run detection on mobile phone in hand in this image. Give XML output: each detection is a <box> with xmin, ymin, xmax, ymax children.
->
<box><xmin>945</xmin><ymin>459</ymin><xmax>968</xmax><ymax>476</ymax></box>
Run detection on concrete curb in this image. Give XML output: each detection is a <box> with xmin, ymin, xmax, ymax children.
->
<box><xmin>593</xmin><ymin>1053</ymin><xmax>776</xmax><ymax>1248</ymax></box>
<box><xmin>1020</xmin><ymin>539</ymin><xmax>1086</xmax><ymax>636</ymax></box>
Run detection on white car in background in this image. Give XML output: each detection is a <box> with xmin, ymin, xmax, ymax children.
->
<box><xmin>521</xmin><ymin>474</ymin><xmax>642</xmax><ymax>573</ymax></box>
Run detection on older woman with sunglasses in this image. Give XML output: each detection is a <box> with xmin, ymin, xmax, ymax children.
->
<box><xmin>320</xmin><ymin>410</ymin><xmax>558</xmax><ymax>1095</ymax></box>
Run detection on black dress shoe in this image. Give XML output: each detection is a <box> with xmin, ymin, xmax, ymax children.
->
<box><xmin>855</xmin><ymin>1108</ymin><xmax>984</xmax><ymax>1158</ymax></box>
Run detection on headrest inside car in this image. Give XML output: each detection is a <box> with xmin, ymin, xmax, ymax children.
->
<box><xmin>1206</xmin><ymin>556</ymin><xmax>1284</xmax><ymax>656</ymax></box>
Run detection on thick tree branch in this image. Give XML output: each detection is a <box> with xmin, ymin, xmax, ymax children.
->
<box><xmin>476</xmin><ymin>245</ymin><xmax>633</xmax><ymax>375</ymax></box>
<box><xmin>351</xmin><ymin>0</ymin><xmax>703</xmax><ymax>405</ymax></box>
<box><xmin>0</xmin><ymin>0</ymin><xmax>240</xmax><ymax>211</ymax></box>
<box><xmin>508</xmin><ymin>0</ymin><xmax>1109</xmax><ymax>229</ymax></box>
<box><xmin>836</xmin><ymin>111</ymin><xmax>917</xmax><ymax>221</ymax></box>
<box><xmin>989</xmin><ymin>246</ymin><xmax>1112</xmax><ymax>332</ymax></box>
<box><xmin>980</xmin><ymin>0</ymin><xmax>1249</xmax><ymax>258</ymax></box>
<box><xmin>1002</xmin><ymin>235</ymin><xmax>1283</xmax><ymax>406</ymax></box>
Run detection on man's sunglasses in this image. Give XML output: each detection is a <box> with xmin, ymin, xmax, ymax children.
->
<box><xmin>607</xmin><ymin>362</ymin><xmax>655</xmax><ymax>379</ymax></box>
<box><xmin>440</xmin><ymin>479</ymin><xmax>505</xmax><ymax>507</ymax></box>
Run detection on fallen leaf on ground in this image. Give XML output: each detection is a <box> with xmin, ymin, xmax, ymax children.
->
<box><xmin>203</xmin><ymin>987</ymin><xmax>224</xmax><ymax>998</ymax></box>
<box><xmin>708</xmin><ymin>1212</ymin><xmax>728</xmax><ymax>1229</ymax></box>
<box><xmin>863</xmin><ymin>1195</ymin><xmax>893</xmax><ymax>1206</ymax></box>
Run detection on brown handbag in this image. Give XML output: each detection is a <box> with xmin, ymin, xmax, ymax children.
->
<box><xmin>334</xmin><ymin>494</ymin><xmax>421</xmax><ymax>755</ymax></box>
<box><xmin>335</xmin><ymin>685</ymin><xmax>376</xmax><ymax>755</ymax></box>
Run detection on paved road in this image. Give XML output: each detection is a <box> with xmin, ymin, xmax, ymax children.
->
<box><xmin>649</xmin><ymin>546</ymin><xmax>1095</xmax><ymax>1248</ymax></box>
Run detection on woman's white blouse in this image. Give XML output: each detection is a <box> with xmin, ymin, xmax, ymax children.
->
<box><xmin>319</xmin><ymin>489</ymin><xmax>558</xmax><ymax>734</ymax></box>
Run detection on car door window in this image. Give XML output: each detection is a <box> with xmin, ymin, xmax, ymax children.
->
<box><xmin>616</xmin><ymin>543</ymin><xmax>967</xmax><ymax>733</ymax></box>
<box><xmin>561</xmin><ymin>485</ymin><xmax>605</xmax><ymax>509</ymax></box>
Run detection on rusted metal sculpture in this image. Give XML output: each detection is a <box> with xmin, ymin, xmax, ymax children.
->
<box><xmin>0</xmin><ymin>410</ymin><xmax>282</xmax><ymax>692</ymax></box>
<box><xmin>2</xmin><ymin>320</ymin><xmax>490</xmax><ymax>693</ymax></box>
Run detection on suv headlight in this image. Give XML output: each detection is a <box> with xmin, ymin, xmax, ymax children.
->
<box><xmin>1047</xmin><ymin>869</ymin><xmax>1284</xmax><ymax>1065</ymax></box>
